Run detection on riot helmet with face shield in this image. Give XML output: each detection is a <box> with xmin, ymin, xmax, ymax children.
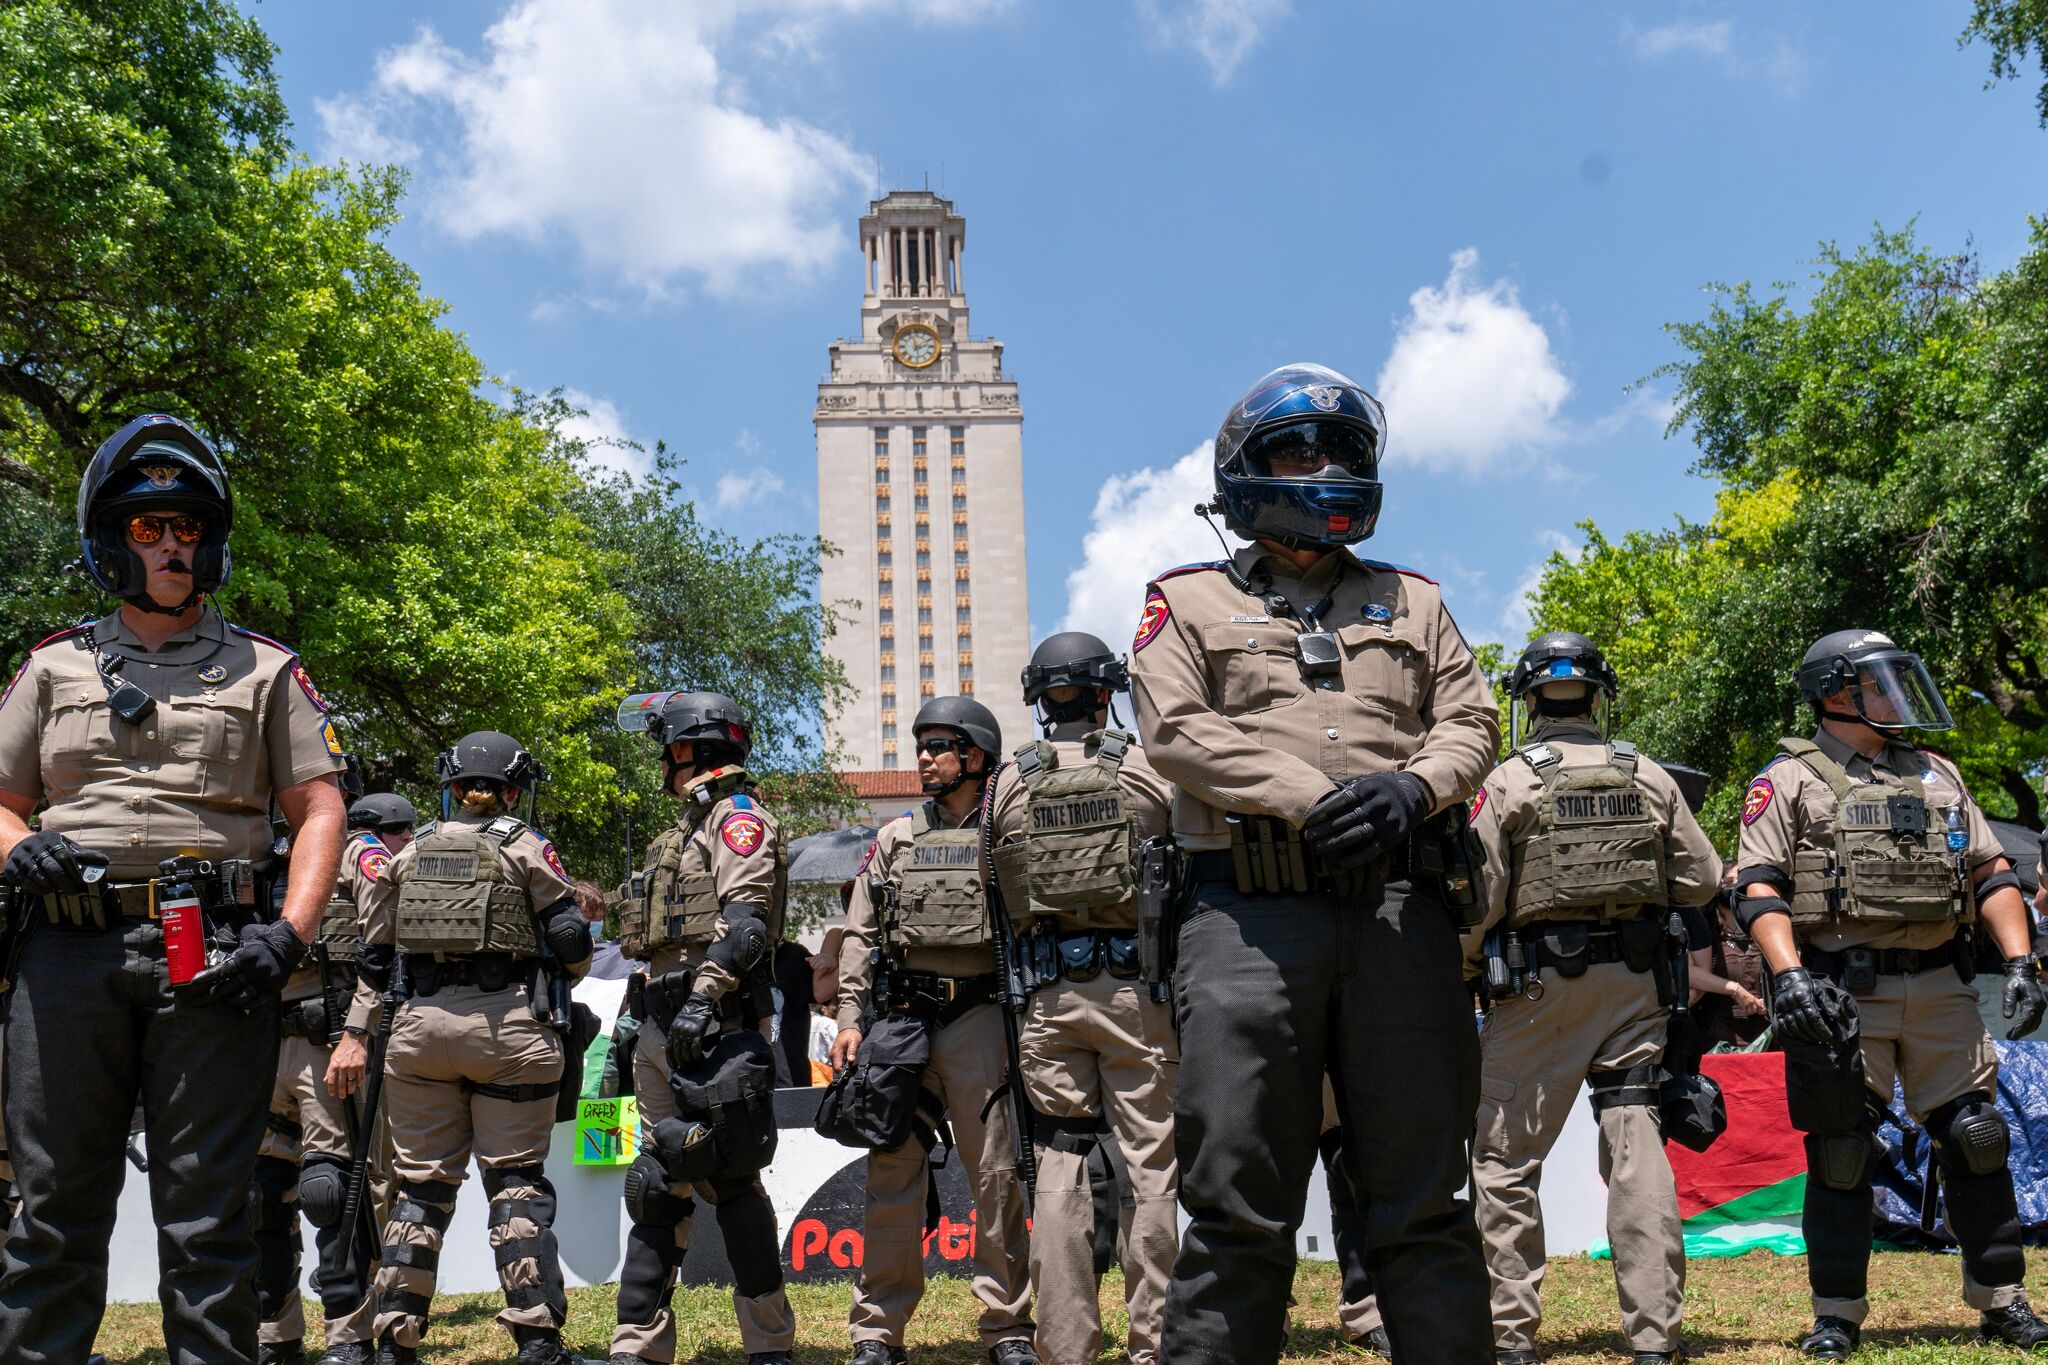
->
<box><xmin>1796</xmin><ymin>630</ymin><xmax>1954</xmax><ymax>734</ymax></box>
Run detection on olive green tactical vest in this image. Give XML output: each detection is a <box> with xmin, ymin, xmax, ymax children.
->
<box><xmin>612</xmin><ymin>769</ymin><xmax>787</xmax><ymax>960</ymax></box>
<box><xmin>317</xmin><ymin>833</ymin><xmax>377</xmax><ymax>965</ymax></box>
<box><xmin>393</xmin><ymin>816</ymin><xmax>540</xmax><ymax>956</ymax></box>
<box><xmin>1779</xmin><ymin>736</ymin><xmax>1963</xmax><ymax>926</ymax></box>
<box><xmin>992</xmin><ymin>732</ymin><xmax>1142</xmax><ymax>931</ymax></box>
<box><xmin>1505</xmin><ymin>739</ymin><xmax>1667</xmax><ymax>926</ymax></box>
<box><xmin>889</xmin><ymin>803</ymin><xmax>991</xmax><ymax>950</ymax></box>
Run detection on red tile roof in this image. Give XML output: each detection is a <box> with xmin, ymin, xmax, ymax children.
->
<box><xmin>844</xmin><ymin>769</ymin><xmax>924</xmax><ymax>799</ymax></box>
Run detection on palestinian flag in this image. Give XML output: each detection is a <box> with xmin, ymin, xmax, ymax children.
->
<box><xmin>1594</xmin><ymin>1053</ymin><xmax>1809</xmax><ymax>1258</ymax></box>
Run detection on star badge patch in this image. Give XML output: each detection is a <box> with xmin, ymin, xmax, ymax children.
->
<box><xmin>722</xmin><ymin>812</ymin><xmax>767</xmax><ymax>856</ymax></box>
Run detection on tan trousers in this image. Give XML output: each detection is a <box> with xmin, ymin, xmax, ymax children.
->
<box><xmin>372</xmin><ymin>982</ymin><xmax>564</xmax><ymax>1347</ymax></box>
<box><xmin>609</xmin><ymin>1018</ymin><xmax>796</xmax><ymax>1360</ymax></box>
<box><xmin>1019</xmin><ymin>971</ymin><xmax>1178</xmax><ymax>1365</ymax></box>
<box><xmin>849</xmin><ymin>999</ymin><xmax>1033</xmax><ymax>1348</ymax></box>
<box><xmin>1473</xmin><ymin>961</ymin><xmax>1683</xmax><ymax>1353</ymax></box>
<box><xmin>258</xmin><ymin>1030</ymin><xmax>392</xmax><ymax>1346</ymax></box>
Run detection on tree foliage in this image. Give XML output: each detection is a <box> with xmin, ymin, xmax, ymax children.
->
<box><xmin>1963</xmin><ymin>0</ymin><xmax>2048</xmax><ymax>126</ymax></box>
<box><xmin>0</xmin><ymin>0</ymin><xmax>848</xmax><ymax>883</ymax></box>
<box><xmin>1527</xmin><ymin>226</ymin><xmax>2048</xmax><ymax>841</ymax></box>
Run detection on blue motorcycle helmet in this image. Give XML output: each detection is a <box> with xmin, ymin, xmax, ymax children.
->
<box><xmin>77</xmin><ymin>413</ymin><xmax>234</xmax><ymax>610</ymax></box>
<box><xmin>1213</xmin><ymin>363</ymin><xmax>1386</xmax><ymax>549</ymax></box>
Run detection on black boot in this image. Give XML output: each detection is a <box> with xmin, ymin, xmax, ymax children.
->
<box><xmin>849</xmin><ymin>1344</ymin><xmax>908</xmax><ymax>1365</ymax></box>
<box><xmin>1981</xmin><ymin>1301</ymin><xmax>2048</xmax><ymax>1348</ymax></box>
<box><xmin>259</xmin><ymin>1343</ymin><xmax>306</xmax><ymax>1365</ymax></box>
<box><xmin>375</xmin><ymin>1337</ymin><xmax>418</xmax><ymax>1365</ymax></box>
<box><xmin>989</xmin><ymin>1341</ymin><xmax>1039</xmax><ymax>1365</ymax></box>
<box><xmin>1352</xmin><ymin>1325</ymin><xmax>1391</xmax><ymax>1358</ymax></box>
<box><xmin>512</xmin><ymin>1325</ymin><xmax>585</xmax><ymax>1365</ymax></box>
<box><xmin>1799</xmin><ymin>1317</ymin><xmax>1860</xmax><ymax>1359</ymax></box>
<box><xmin>317</xmin><ymin>1347</ymin><xmax>374</xmax><ymax>1365</ymax></box>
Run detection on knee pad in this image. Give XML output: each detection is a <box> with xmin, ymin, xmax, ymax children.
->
<box><xmin>252</xmin><ymin>1155</ymin><xmax>298</xmax><ymax>1234</ymax></box>
<box><xmin>1930</xmin><ymin>1092</ymin><xmax>2010</xmax><ymax>1178</ymax></box>
<box><xmin>299</xmin><ymin>1155</ymin><xmax>350</xmax><ymax>1230</ymax></box>
<box><xmin>483</xmin><ymin>1163</ymin><xmax>557</xmax><ymax>1228</ymax></box>
<box><xmin>1805</xmin><ymin>1130</ymin><xmax>1877</xmax><ymax>1192</ymax></box>
<box><xmin>622</xmin><ymin>1155</ymin><xmax>691</xmax><ymax>1228</ymax></box>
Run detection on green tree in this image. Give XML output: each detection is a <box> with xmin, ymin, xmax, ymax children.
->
<box><xmin>1964</xmin><ymin>0</ymin><xmax>2048</xmax><ymax>125</ymax></box>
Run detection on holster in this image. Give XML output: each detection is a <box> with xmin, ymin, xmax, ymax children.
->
<box><xmin>1136</xmin><ymin>836</ymin><xmax>1183</xmax><ymax>1003</ymax></box>
<box><xmin>556</xmin><ymin>1001</ymin><xmax>601</xmax><ymax>1122</ymax></box>
<box><xmin>1412</xmin><ymin>804</ymin><xmax>1486</xmax><ymax>926</ymax></box>
<box><xmin>1541</xmin><ymin>925</ymin><xmax>1591</xmax><ymax>978</ymax></box>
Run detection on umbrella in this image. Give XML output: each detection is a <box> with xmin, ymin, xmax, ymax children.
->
<box><xmin>788</xmin><ymin>824</ymin><xmax>879</xmax><ymax>885</ymax></box>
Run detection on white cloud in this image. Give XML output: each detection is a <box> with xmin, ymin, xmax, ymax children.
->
<box><xmin>1058</xmin><ymin>443</ymin><xmax>1246</xmax><ymax>654</ymax></box>
<box><xmin>1620</xmin><ymin>18</ymin><xmax>1809</xmax><ymax>91</ymax></box>
<box><xmin>1375</xmin><ymin>249</ymin><xmax>1571</xmax><ymax>476</ymax></box>
<box><xmin>715</xmin><ymin>468</ymin><xmax>789</xmax><ymax>513</ymax></box>
<box><xmin>557</xmin><ymin>387</ymin><xmax>650</xmax><ymax>479</ymax></box>
<box><xmin>1136</xmin><ymin>0</ymin><xmax>1291</xmax><ymax>84</ymax></box>
<box><xmin>1497</xmin><ymin>529</ymin><xmax>1578</xmax><ymax>642</ymax></box>
<box><xmin>318</xmin><ymin>0</ymin><xmax>1014</xmax><ymax>296</ymax></box>
<box><xmin>1621</xmin><ymin>19</ymin><xmax>1731</xmax><ymax>61</ymax></box>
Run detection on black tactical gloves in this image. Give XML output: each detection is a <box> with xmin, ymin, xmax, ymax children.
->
<box><xmin>1302</xmin><ymin>771</ymin><xmax>1429</xmax><ymax>873</ymax></box>
<box><xmin>539</xmin><ymin>898</ymin><xmax>593</xmax><ymax>966</ymax></box>
<box><xmin>666</xmin><ymin>992</ymin><xmax>720</xmax><ymax>1072</ymax></box>
<box><xmin>2</xmin><ymin>830</ymin><xmax>109</xmax><ymax>893</ymax></box>
<box><xmin>2001</xmin><ymin>956</ymin><xmax>2045</xmax><ymax>1040</ymax></box>
<box><xmin>1769</xmin><ymin>966</ymin><xmax>1845</xmax><ymax>1047</ymax></box>
<box><xmin>186</xmin><ymin>920</ymin><xmax>307</xmax><ymax>1011</ymax></box>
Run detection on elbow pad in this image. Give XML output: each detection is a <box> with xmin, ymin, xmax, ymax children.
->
<box><xmin>542</xmin><ymin>898</ymin><xmax>593</xmax><ymax>965</ymax></box>
<box><xmin>709</xmin><ymin>905</ymin><xmax>769</xmax><ymax>975</ymax></box>
<box><xmin>1734</xmin><ymin>892</ymin><xmax>1792</xmax><ymax>934</ymax></box>
<box><xmin>1977</xmin><ymin>869</ymin><xmax>2023</xmax><ymax>900</ymax></box>
<box><xmin>355</xmin><ymin>941</ymin><xmax>394</xmax><ymax>991</ymax></box>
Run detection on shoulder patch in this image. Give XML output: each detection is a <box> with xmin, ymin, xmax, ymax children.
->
<box><xmin>721</xmin><ymin>810</ymin><xmax>767</xmax><ymax>856</ymax></box>
<box><xmin>229</xmin><ymin>624</ymin><xmax>298</xmax><ymax>657</ymax></box>
<box><xmin>1149</xmin><ymin>560</ymin><xmax>1226</xmax><ymax>586</ymax></box>
<box><xmin>1741</xmin><ymin>777</ymin><xmax>1775</xmax><ymax>826</ymax></box>
<box><xmin>290</xmin><ymin>659</ymin><xmax>329</xmax><ymax>713</ymax></box>
<box><xmin>1470</xmin><ymin>787</ymin><xmax>1487</xmax><ymax>820</ymax></box>
<box><xmin>857</xmin><ymin>839</ymin><xmax>878</xmax><ymax>875</ymax></box>
<box><xmin>537</xmin><ymin>837</ymin><xmax>569</xmax><ymax>883</ymax></box>
<box><xmin>358</xmin><ymin>845</ymin><xmax>392</xmax><ymax>883</ymax></box>
<box><xmin>1133</xmin><ymin>588</ymin><xmax>1172</xmax><ymax>652</ymax></box>
<box><xmin>1358</xmin><ymin>557</ymin><xmax>1439</xmax><ymax>585</ymax></box>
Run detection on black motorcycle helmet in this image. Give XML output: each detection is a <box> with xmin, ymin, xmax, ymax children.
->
<box><xmin>1795</xmin><ymin>629</ymin><xmax>1954</xmax><ymax>734</ymax></box>
<box><xmin>1021</xmin><ymin>631</ymin><xmax>1128</xmax><ymax>732</ymax></box>
<box><xmin>77</xmin><ymin>414</ymin><xmax>234</xmax><ymax>612</ymax></box>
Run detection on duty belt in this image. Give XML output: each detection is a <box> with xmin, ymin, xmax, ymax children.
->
<box><xmin>41</xmin><ymin>856</ymin><xmax>265</xmax><ymax>930</ymax></box>
<box><xmin>1517</xmin><ymin>925</ymin><xmax>1632</xmax><ymax>973</ymax></box>
<box><xmin>1016</xmin><ymin>926</ymin><xmax>1142</xmax><ymax>988</ymax></box>
<box><xmin>877</xmin><ymin>968</ymin><xmax>997</xmax><ymax>1026</ymax></box>
<box><xmin>402</xmin><ymin>952</ymin><xmax>538</xmax><ymax>995</ymax></box>
<box><xmin>1805</xmin><ymin>937</ymin><xmax>1963</xmax><ymax>980</ymax></box>
<box><xmin>280</xmin><ymin>997</ymin><xmax>332</xmax><ymax>1042</ymax></box>
<box><xmin>1184</xmin><ymin>846</ymin><xmax>1401</xmax><ymax>898</ymax></box>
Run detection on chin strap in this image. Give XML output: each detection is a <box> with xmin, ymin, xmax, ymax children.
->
<box><xmin>1819</xmin><ymin>708</ymin><xmax>1907</xmax><ymax>736</ymax></box>
<box><xmin>128</xmin><ymin>586</ymin><xmax>205</xmax><ymax>615</ymax></box>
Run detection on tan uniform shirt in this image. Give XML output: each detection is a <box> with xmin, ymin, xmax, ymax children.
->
<box><xmin>644</xmin><ymin>789</ymin><xmax>784</xmax><ymax>1001</ymax></box>
<box><xmin>1734</xmin><ymin>728</ymin><xmax>2000</xmax><ymax>952</ymax></box>
<box><xmin>0</xmin><ymin>608</ymin><xmax>344</xmax><ymax>879</ymax></box>
<box><xmin>347</xmin><ymin>814</ymin><xmax>585</xmax><ymax>1030</ymax></box>
<box><xmin>836</xmin><ymin>801</ymin><xmax>992</xmax><ymax>1033</ymax></box>
<box><xmin>1462</xmin><ymin>721</ymin><xmax>1722</xmax><ymax>964</ymax></box>
<box><xmin>1128</xmin><ymin>546</ymin><xmax>1500</xmax><ymax>848</ymax></box>
<box><xmin>987</xmin><ymin>721</ymin><xmax>1175</xmax><ymax>930</ymax></box>
<box><xmin>285</xmin><ymin>829</ymin><xmax>389</xmax><ymax>1004</ymax></box>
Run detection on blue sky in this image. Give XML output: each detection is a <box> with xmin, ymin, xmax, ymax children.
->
<box><xmin>251</xmin><ymin>0</ymin><xmax>2047</xmax><ymax>657</ymax></box>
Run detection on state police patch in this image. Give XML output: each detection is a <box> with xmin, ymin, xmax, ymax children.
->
<box><xmin>1133</xmin><ymin>589</ymin><xmax>1170</xmax><ymax>652</ymax></box>
<box><xmin>358</xmin><ymin>847</ymin><xmax>392</xmax><ymax>883</ymax></box>
<box><xmin>292</xmin><ymin>660</ymin><xmax>329</xmax><ymax>713</ymax></box>
<box><xmin>1741</xmin><ymin>778</ymin><xmax>1775</xmax><ymax>826</ymax></box>
<box><xmin>1470</xmin><ymin>788</ymin><xmax>1488</xmax><ymax>820</ymax></box>
<box><xmin>722</xmin><ymin>811</ymin><xmax>766</xmax><ymax>856</ymax></box>
<box><xmin>539</xmin><ymin>838</ymin><xmax>569</xmax><ymax>882</ymax></box>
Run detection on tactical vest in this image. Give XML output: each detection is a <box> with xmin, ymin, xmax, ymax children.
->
<box><xmin>393</xmin><ymin>816</ymin><xmax>540</xmax><ymax>956</ymax></box>
<box><xmin>991</xmin><ymin>732</ymin><xmax>1142</xmax><ymax>931</ymax></box>
<box><xmin>613</xmin><ymin>790</ymin><xmax>788</xmax><ymax>960</ymax></box>
<box><xmin>317</xmin><ymin>833</ymin><xmax>380</xmax><ymax>965</ymax></box>
<box><xmin>1505</xmin><ymin>739</ymin><xmax>1667</xmax><ymax>926</ymax></box>
<box><xmin>887</xmin><ymin>803</ymin><xmax>991</xmax><ymax>950</ymax></box>
<box><xmin>1779</xmin><ymin>737</ymin><xmax>1963</xmax><ymax>926</ymax></box>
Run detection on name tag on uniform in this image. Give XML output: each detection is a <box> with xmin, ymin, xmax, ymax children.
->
<box><xmin>1230</xmin><ymin>614</ymin><xmax>1270</xmax><ymax>624</ymax></box>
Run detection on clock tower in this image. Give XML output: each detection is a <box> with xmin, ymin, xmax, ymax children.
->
<box><xmin>816</xmin><ymin>190</ymin><xmax>1029</xmax><ymax>775</ymax></box>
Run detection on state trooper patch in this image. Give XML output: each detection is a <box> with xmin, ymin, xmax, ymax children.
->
<box><xmin>1133</xmin><ymin>589</ymin><xmax>1171</xmax><ymax>652</ymax></box>
<box><xmin>722</xmin><ymin>811</ymin><xmax>767</xmax><ymax>856</ymax></box>
<box><xmin>539</xmin><ymin>838</ymin><xmax>569</xmax><ymax>882</ymax></box>
<box><xmin>1471</xmin><ymin>787</ymin><xmax>1487</xmax><ymax>820</ymax></box>
<box><xmin>1742</xmin><ymin>778</ymin><xmax>1775</xmax><ymax>826</ymax></box>
<box><xmin>291</xmin><ymin>660</ymin><xmax>328</xmax><ymax>712</ymax></box>
<box><xmin>358</xmin><ymin>846</ymin><xmax>392</xmax><ymax>882</ymax></box>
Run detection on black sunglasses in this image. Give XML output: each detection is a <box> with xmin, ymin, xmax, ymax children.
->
<box><xmin>915</xmin><ymin>736</ymin><xmax>961</xmax><ymax>757</ymax></box>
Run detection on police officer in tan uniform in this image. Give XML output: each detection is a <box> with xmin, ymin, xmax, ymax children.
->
<box><xmin>255</xmin><ymin>791</ymin><xmax>417</xmax><ymax>1365</ymax></box>
<box><xmin>1131</xmin><ymin>365</ymin><xmax>1498</xmax><ymax>1365</ymax></box>
<box><xmin>330</xmin><ymin>731</ymin><xmax>592</xmax><ymax>1365</ymax></box>
<box><xmin>987</xmin><ymin>632</ymin><xmax>1176</xmax><ymax>1365</ymax></box>
<box><xmin>0</xmin><ymin>414</ymin><xmax>348</xmax><ymax>1365</ymax></box>
<box><xmin>1735</xmin><ymin>630</ymin><xmax>2048</xmax><ymax>1357</ymax></box>
<box><xmin>1464</xmin><ymin>633</ymin><xmax>1720</xmax><ymax>1365</ymax></box>
<box><xmin>606</xmin><ymin>691</ymin><xmax>795</xmax><ymax>1365</ymax></box>
<box><xmin>832</xmin><ymin>695</ymin><xmax>1036</xmax><ymax>1365</ymax></box>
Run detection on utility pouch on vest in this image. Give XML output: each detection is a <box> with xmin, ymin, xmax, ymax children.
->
<box><xmin>891</xmin><ymin>807</ymin><xmax>992</xmax><ymax>950</ymax></box>
<box><xmin>995</xmin><ymin>735</ymin><xmax>1142</xmax><ymax>932</ymax></box>
<box><xmin>1542</xmin><ymin>925</ymin><xmax>1592</xmax><ymax>978</ymax></box>
<box><xmin>1229</xmin><ymin>815</ymin><xmax>1312</xmax><ymax>895</ymax></box>
<box><xmin>1616</xmin><ymin>916</ymin><xmax>1663</xmax><ymax>975</ymax></box>
<box><xmin>394</xmin><ymin>818</ymin><xmax>537</xmax><ymax>956</ymax></box>
<box><xmin>1780</xmin><ymin>738</ymin><xmax>1959</xmax><ymax>927</ymax></box>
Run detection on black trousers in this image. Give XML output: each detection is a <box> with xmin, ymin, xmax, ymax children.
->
<box><xmin>1161</xmin><ymin>877</ymin><xmax>1491</xmax><ymax>1365</ymax></box>
<box><xmin>0</xmin><ymin>920</ymin><xmax>280</xmax><ymax>1365</ymax></box>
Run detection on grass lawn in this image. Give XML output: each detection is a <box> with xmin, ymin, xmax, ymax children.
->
<box><xmin>94</xmin><ymin>1252</ymin><xmax>2048</xmax><ymax>1363</ymax></box>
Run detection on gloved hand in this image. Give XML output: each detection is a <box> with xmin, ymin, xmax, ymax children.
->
<box><xmin>184</xmin><ymin>920</ymin><xmax>307</xmax><ymax>1011</ymax></box>
<box><xmin>2</xmin><ymin>830</ymin><xmax>109</xmax><ymax>893</ymax></box>
<box><xmin>540</xmin><ymin>900</ymin><xmax>593</xmax><ymax>965</ymax></box>
<box><xmin>2002</xmin><ymin>956</ymin><xmax>2046</xmax><ymax>1040</ymax></box>
<box><xmin>1768</xmin><ymin>966</ymin><xmax>1838</xmax><ymax>1047</ymax></box>
<box><xmin>665</xmin><ymin>992</ymin><xmax>720</xmax><ymax>1072</ymax></box>
<box><xmin>1301</xmin><ymin>771</ymin><xmax>1430</xmax><ymax>873</ymax></box>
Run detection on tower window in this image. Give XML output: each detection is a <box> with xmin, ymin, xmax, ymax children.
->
<box><xmin>913</xmin><ymin>428</ymin><xmax>927</xmax><ymax>457</ymax></box>
<box><xmin>874</xmin><ymin>428</ymin><xmax>889</xmax><ymax>457</ymax></box>
<box><xmin>950</xmin><ymin>427</ymin><xmax>965</xmax><ymax>458</ymax></box>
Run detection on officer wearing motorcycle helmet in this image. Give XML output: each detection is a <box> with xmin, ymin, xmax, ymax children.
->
<box><xmin>833</xmin><ymin>695</ymin><xmax>1037</xmax><ymax>1365</ymax></box>
<box><xmin>1129</xmin><ymin>365</ymin><xmax>1499</xmax><ymax>1364</ymax></box>
<box><xmin>1736</xmin><ymin>631</ymin><xmax>2047</xmax><ymax>1356</ymax></box>
<box><xmin>0</xmin><ymin>414</ymin><xmax>348</xmax><ymax>1365</ymax></box>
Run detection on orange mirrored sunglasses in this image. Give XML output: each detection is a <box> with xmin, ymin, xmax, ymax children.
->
<box><xmin>126</xmin><ymin>514</ymin><xmax>206</xmax><ymax>545</ymax></box>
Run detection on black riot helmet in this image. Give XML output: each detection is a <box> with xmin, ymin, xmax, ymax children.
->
<box><xmin>912</xmin><ymin>695</ymin><xmax>1002</xmax><ymax>798</ymax></box>
<box><xmin>644</xmin><ymin>691</ymin><xmax>752</xmax><ymax>764</ymax></box>
<box><xmin>1021</xmin><ymin>631</ymin><xmax>1128</xmax><ymax>732</ymax></box>
<box><xmin>435</xmin><ymin>730</ymin><xmax>547</xmax><ymax>791</ymax></box>
<box><xmin>77</xmin><ymin>414</ymin><xmax>234</xmax><ymax>611</ymax></box>
<box><xmin>1796</xmin><ymin>629</ymin><xmax>1954</xmax><ymax>734</ymax></box>
<box><xmin>349</xmin><ymin>792</ymin><xmax>420</xmax><ymax>832</ymax></box>
<box><xmin>1507</xmin><ymin>631</ymin><xmax>1619</xmax><ymax>742</ymax></box>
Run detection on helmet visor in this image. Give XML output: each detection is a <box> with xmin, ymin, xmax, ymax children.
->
<box><xmin>1844</xmin><ymin>655</ymin><xmax>1954</xmax><ymax>731</ymax></box>
<box><xmin>1238</xmin><ymin>421</ymin><xmax>1379</xmax><ymax>481</ymax></box>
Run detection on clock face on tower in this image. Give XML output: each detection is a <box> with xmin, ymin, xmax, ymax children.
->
<box><xmin>892</xmin><ymin>323</ymin><xmax>940</xmax><ymax>369</ymax></box>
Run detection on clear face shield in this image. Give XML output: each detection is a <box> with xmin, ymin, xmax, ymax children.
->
<box><xmin>1834</xmin><ymin>654</ymin><xmax>1955</xmax><ymax>732</ymax></box>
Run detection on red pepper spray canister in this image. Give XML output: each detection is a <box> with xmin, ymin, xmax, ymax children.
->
<box><xmin>160</xmin><ymin>872</ymin><xmax>206</xmax><ymax>986</ymax></box>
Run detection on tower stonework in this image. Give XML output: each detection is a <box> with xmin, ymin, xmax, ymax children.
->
<box><xmin>816</xmin><ymin>191</ymin><xmax>1030</xmax><ymax>772</ymax></box>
